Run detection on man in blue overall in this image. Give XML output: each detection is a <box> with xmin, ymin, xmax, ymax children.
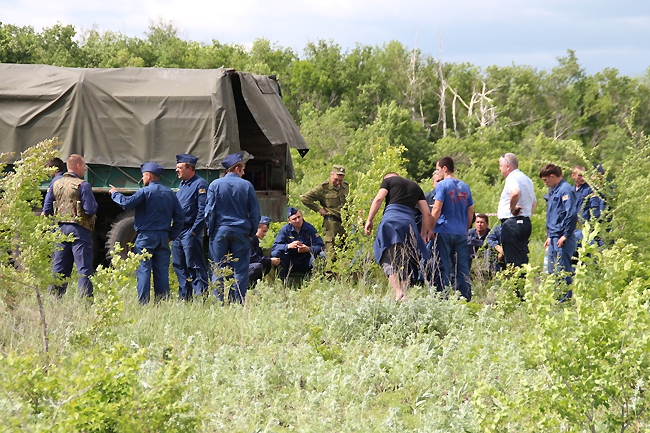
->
<box><xmin>205</xmin><ymin>152</ymin><xmax>261</xmax><ymax>303</ymax></box>
<box><xmin>272</xmin><ymin>207</ymin><xmax>325</xmax><ymax>281</ymax></box>
<box><xmin>43</xmin><ymin>154</ymin><xmax>98</xmax><ymax>298</ymax></box>
<box><xmin>540</xmin><ymin>163</ymin><xmax>578</xmax><ymax>287</ymax></box>
<box><xmin>571</xmin><ymin>165</ymin><xmax>605</xmax><ymax>245</ymax></box>
<box><xmin>430</xmin><ymin>156</ymin><xmax>475</xmax><ymax>301</ymax></box>
<box><xmin>172</xmin><ymin>154</ymin><xmax>209</xmax><ymax>301</ymax></box>
<box><xmin>249</xmin><ymin>216</ymin><xmax>281</xmax><ymax>285</ymax></box>
<box><xmin>109</xmin><ymin>162</ymin><xmax>184</xmax><ymax>305</ymax></box>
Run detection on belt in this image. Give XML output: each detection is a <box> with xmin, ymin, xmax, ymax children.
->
<box><xmin>500</xmin><ymin>216</ymin><xmax>530</xmax><ymax>223</ymax></box>
<box><xmin>324</xmin><ymin>215</ymin><xmax>342</xmax><ymax>223</ymax></box>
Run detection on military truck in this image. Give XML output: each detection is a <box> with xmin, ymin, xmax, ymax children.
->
<box><xmin>0</xmin><ymin>64</ymin><xmax>308</xmax><ymax>262</ymax></box>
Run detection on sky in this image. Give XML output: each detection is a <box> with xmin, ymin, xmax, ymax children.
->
<box><xmin>2</xmin><ymin>0</ymin><xmax>650</xmax><ymax>76</ymax></box>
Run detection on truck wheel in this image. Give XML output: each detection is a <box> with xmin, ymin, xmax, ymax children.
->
<box><xmin>105</xmin><ymin>210</ymin><xmax>136</xmax><ymax>260</ymax></box>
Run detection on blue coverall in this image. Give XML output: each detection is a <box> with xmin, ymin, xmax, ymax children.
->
<box><xmin>545</xmin><ymin>178</ymin><xmax>578</xmax><ymax>285</ymax></box>
<box><xmin>111</xmin><ymin>181</ymin><xmax>184</xmax><ymax>305</ymax></box>
<box><xmin>205</xmin><ymin>172</ymin><xmax>261</xmax><ymax>303</ymax></box>
<box><xmin>172</xmin><ymin>174</ymin><xmax>209</xmax><ymax>300</ymax></box>
<box><xmin>272</xmin><ymin>220</ymin><xmax>325</xmax><ymax>280</ymax></box>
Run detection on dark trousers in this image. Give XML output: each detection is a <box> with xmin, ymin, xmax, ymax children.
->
<box><xmin>135</xmin><ymin>231</ymin><xmax>171</xmax><ymax>305</ymax></box>
<box><xmin>501</xmin><ymin>217</ymin><xmax>532</xmax><ymax>267</ymax></box>
<box><xmin>209</xmin><ymin>227</ymin><xmax>250</xmax><ymax>303</ymax></box>
<box><xmin>50</xmin><ymin>223</ymin><xmax>94</xmax><ymax>297</ymax></box>
<box><xmin>172</xmin><ymin>229</ymin><xmax>209</xmax><ymax>300</ymax></box>
<box><xmin>548</xmin><ymin>234</ymin><xmax>578</xmax><ymax>285</ymax></box>
<box><xmin>434</xmin><ymin>233</ymin><xmax>472</xmax><ymax>301</ymax></box>
<box><xmin>277</xmin><ymin>253</ymin><xmax>312</xmax><ymax>280</ymax></box>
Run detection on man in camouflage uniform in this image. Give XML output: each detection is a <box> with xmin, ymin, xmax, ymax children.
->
<box><xmin>43</xmin><ymin>154</ymin><xmax>98</xmax><ymax>297</ymax></box>
<box><xmin>300</xmin><ymin>165</ymin><xmax>349</xmax><ymax>254</ymax></box>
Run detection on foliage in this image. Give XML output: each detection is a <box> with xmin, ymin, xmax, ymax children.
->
<box><xmin>3</xmin><ymin>20</ymin><xmax>650</xmax><ymax>432</ymax></box>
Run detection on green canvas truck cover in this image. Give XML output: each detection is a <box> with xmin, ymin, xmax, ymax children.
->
<box><xmin>0</xmin><ymin>64</ymin><xmax>307</xmax><ymax>171</ymax></box>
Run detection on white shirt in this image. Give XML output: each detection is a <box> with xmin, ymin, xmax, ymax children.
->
<box><xmin>497</xmin><ymin>169</ymin><xmax>536</xmax><ymax>219</ymax></box>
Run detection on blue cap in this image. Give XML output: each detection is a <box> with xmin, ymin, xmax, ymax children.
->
<box><xmin>221</xmin><ymin>151</ymin><xmax>254</xmax><ymax>169</ymax></box>
<box><xmin>594</xmin><ymin>163</ymin><xmax>605</xmax><ymax>174</ymax></box>
<box><xmin>176</xmin><ymin>154</ymin><xmax>198</xmax><ymax>165</ymax></box>
<box><xmin>287</xmin><ymin>206</ymin><xmax>299</xmax><ymax>218</ymax></box>
<box><xmin>140</xmin><ymin>162</ymin><xmax>165</xmax><ymax>176</ymax></box>
<box><xmin>259</xmin><ymin>216</ymin><xmax>271</xmax><ymax>226</ymax></box>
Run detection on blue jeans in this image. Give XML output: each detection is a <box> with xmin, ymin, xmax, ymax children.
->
<box><xmin>50</xmin><ymin>223</ymin><xmax>94</xmax><ymax>297</ymax></box>
<box><xmin>135</xmin><ymin>231</ymin><xmax>171</xmax><ymax>305</ymax></box>
<box><xmin>209</xmin><ymin>227</ymin><xmax>250</xmax><ymax>303</ymax></box>
<box><xmin>548</xmin><ymin>234</ymin><xmax>578</xmax><ymax>285</ymax></box>
<box><xmin>172</xmin><ymin>228</ymin><xmax>208</xmax><ymax>300</ymax></box>
<box><xmin>434</xmin><ymin>233</ymin><xmax>472</xmax><ymax>301</ymax></box>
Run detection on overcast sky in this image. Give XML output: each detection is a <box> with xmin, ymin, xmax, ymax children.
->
<box><xmin>2</xmin><ymin>0</ymin><xmax>649</xmax><ymax>76</ymax></box>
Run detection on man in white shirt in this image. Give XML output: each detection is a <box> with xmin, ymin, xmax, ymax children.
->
<box><xmin>497</xmin><ymin>153</ymin><xmax>537</xmax><ymax>267</ymax></box>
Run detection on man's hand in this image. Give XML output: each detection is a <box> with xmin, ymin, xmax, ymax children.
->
<box><xmin>557</xmin><ymin>236</ymin><xmax>566</xmax><ymax>247</ymax></box>
<box><xmin>495</xmin><ymin>245</ymin><xmax>504</xmax><ymax>261</ymax></box>
<box><xmin>511</xmin><ymin>206</ymin><xmax>522</xmax><ymax>216</ymax></box>
<box><xmin>288</xmin><ymin>240</ymin><xmax>302</xmax><ymax>250</ymax></box>
<box><xmin>318</xmin><ymin>208</ymin><xmax>328</xmax><ymax>217</ymax></box>
<box><xmin>297</xmin><ymin>245</ymin><xmax>310</xmax><ymax>254</ymax></box>
<box><xmin>364</xmin><ymin>220</ymin><xmax>373</xmax><ymax>235</ymax></box>
<box><xmin>271</xmin><ymin>257</ymin><xmax>281</xmax><ymax>266</ymax></box>
<box><xmin>544</xmin><ymin>237</ymin><xmax>551</xmax><ymax>248</ymax></box>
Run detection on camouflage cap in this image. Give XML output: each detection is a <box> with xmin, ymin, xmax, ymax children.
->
<box><xmin>331</xmin><ymin>164</ymin><xmax>346</xmax><ymax>175</ymax></box>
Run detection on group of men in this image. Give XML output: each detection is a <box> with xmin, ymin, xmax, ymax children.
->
<box><xmin>44</xmin><ymin>149</ymin><xmax>604</xmax><ymax>305</ymax></box>
<box><xmin>44</xmin><ymin>153</ymin><xmax>348</xmax><ymax>305</ymax></box>
<box><xmin>364</xmin><ymin>153</ymin><xmax>606</xmax><ymax>302</ymax></box>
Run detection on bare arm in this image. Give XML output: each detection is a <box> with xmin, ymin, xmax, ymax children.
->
<box><xmin>466</xmin><ymin>204</ymin><xmax>475</xmax><ymax>231</ymax></box>
<box><xmin>509</xmin><ymin>187</ymin><xmax>522</xmax><ymax>215</ymax></box>
<box><xmin>365</xmin><ymin>188</ymin><xmax>388</xmax><ymax>235</ymax></box>
<box><xmin>430</xmin><ymin>200</ymin><xmax>443</xmax><ymax>227</ymax></box>
<box><xmin>416</xmin><ymin>199</ymin><xmax>432</xmax><ymax>239</ymax></box>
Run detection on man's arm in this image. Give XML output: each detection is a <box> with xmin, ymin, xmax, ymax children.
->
<box><xmin>204</xmin><ymin>183</ymin><xmax>216</xmax><ymax>236</ymax></box>
<box><xmin>110</xmin><ymin>188</ymin><xmax>145</xmax><ymax>210</ymax></box>
<box><xmin>416</xmin><ymin>199</ymin><xmax>432</xmax><ymax>239</ymax></box>
<box><xmin>430</xmin><ymin>200</ymin><xmax>443</xmax><ymax>227</ymax></box>
<box><xmin>365</xmin><ymin>188</ymin><xmax>388</xmax><ymax>235</ymax></box>
<box><xmin>466</xmin><ymin>204</ymin><xmax>475</xmax><ymax>231</ymax></box>
<box><xmin>309</xmin><ymin>228</ymin><xmax>325</xmax><ymax>256</ymax></box>
<box><xmin>300</xmin><ymin>185</ymin><xmax>325</xmax><ymax>215</ymax></box>
<box><xmin>169</xmin><ymin>195</ymin><xmax>184</xmax><ymax>241</ymax></box>
<box><xmin>509</xmin><ymin>187</ymin><xmax>522</xmax><ymax>215</ymax></box>
<box><xmin>80</xmin><ymin>182</ymin><xmax>98</xmax><ymax>216</ymax></box>
<box><xmin>43</xmin><ymin>184</ymin><xmax>55</xmax><ymax>216</ymax></box>
<box><xmin>271</xmin><ymin>226</ymin><xmax>289</xmax><ymax>257</ymax></box>
<box><xmin>190</xmin><ymin>180</ymin><xmax>209</xmax><ymax>236</ymax></box>
<box><xmin>247</xmin><ymin>185</ymin><xmax>261</xmax><ymax>238</ymax></box>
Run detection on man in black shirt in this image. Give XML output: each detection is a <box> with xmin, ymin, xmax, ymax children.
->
<box><xmin>365</xmin><ymin>173</ymin><xmax>431</xmax><ymax>302</ymax></box>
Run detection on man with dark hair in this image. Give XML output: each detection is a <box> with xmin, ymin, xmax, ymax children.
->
<box><xmin>43</xmin><ymin>154</ymin><xmax>98</xmax><ymax>298</ymax></box>
<box><xmin>300</xmin><ymin>164</ymin><xmax>349</xmax><ymax>254</ymax></box>
<box><xmin>109</xmin><ymin>162</ymin><xmax>184</xmax><ymax>305</ymax></box>
<box><xmin>45</xmin><ymin>157</ymin><xmax>66</xmax><ymax>185</ymax></box>
<box><xmin>172</xmin><ymin>154</ymin><xmax>209</xmax><ymax>301</ymax></box>
<box><xmin>205</xmin><ymin>152</ymin><xmax>261</xmax><ymax>303</ymax></box>
<box><xmin>467</xmin><ymin>213</ymin><xmax>491</xmax><ymax>268</ymax></box>
<box><xmin>249</xmin><ymin>216</ymin><xmax>280</xmax><ymax>284</ymax></box>
<box><xmin>365</xmin><ymin>173</ymin><xmax>431</xmax><ymax>302</ymax></box>
<box><xmin>540</xmin><ymin>163</ymin><xmax>578</xmax><ymax>286</ymax></box>
<box><xmin>497</xmin><ymin>153</ymin><xmax>537</xmax><ymax>267</ymax></box>
<box><xmin>430</xmin><ymin>157</ymin><xmax>474</xmax><ymax>301</ymax></box>
<box><xmin>271</xmin><ymin>207</ymin><xmax>325</xmax><ymax>281</ymax></box>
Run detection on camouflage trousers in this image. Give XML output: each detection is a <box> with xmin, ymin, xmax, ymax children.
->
<box><xmin>323</xmin><ymin>218</ymin><xmax>345</xmax><ymax>255</ymax></box>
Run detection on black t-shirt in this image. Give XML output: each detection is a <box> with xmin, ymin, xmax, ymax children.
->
<box><xmin>380</xmin><ymin>176</ymin><xmax>426</xmax><ymax>208</ymax></box>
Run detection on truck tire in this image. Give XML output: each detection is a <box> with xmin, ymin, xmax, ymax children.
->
<box><xmin>105</xmin><ymin>210</ymin><xmax>136</xmax><ymax>260</ymax></box>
